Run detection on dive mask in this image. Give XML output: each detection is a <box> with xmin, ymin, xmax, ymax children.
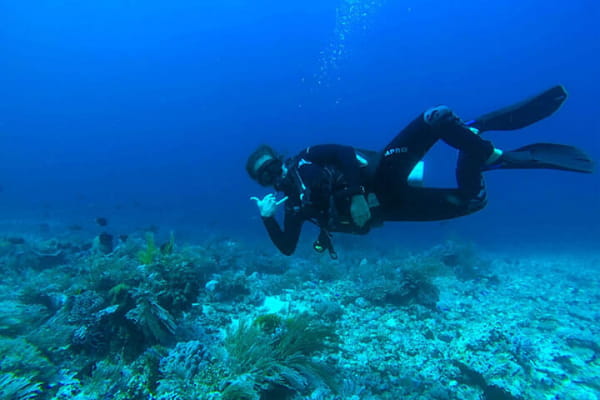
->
<box><xmin>256</xmin><ymin>158</ymin><xmax>282</xmax><ymax>186</ymax></box>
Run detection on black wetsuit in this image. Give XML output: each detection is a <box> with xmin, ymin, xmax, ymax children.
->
<box><xmin>262</xmin><ymin>108</ymin><xmax>495</xmax><ymax>255</ymax></box>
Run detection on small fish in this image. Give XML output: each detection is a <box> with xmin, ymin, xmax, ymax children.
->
<box><xmin>6</xmin><ymin>237</ymin><xmax>25</xmax><ymax>245</ymax></box>
<box><xmin>143</xmin><ymin>224</ymin><xmax>159</xmax><ymax>234</ymax></box>
<box><xmin>68</xmin><ymin>224</ymin><xmax>83</xmax><ymax>231</ymax></box>
<box><xmin>95</xmin><ymin>217</ymin><xmax>108</xmax><ymax>226</ymax></box>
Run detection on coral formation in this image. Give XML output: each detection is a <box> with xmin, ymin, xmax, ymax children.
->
<box><xmin>0</xmin><ymin>233</ymin><xmax>597</xmax><ymax>399</ymax></box>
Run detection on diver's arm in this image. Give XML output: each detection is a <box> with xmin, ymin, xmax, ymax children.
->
<box><xmin>301</xmin><ymin>144</ymin><xmax>364</xmax><ymax>194</ymax></box>
<box><xmin>262</xmin><ymin>207</ymin><xmax>303</xmax><ymax>256</ymax></box>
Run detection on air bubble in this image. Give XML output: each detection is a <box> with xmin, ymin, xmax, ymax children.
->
<box><xmin>313</xmin><ymin>0</ymin><xmax>386</xmax><ymax>88</ymax></box>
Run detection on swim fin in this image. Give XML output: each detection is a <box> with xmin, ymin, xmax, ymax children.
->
<box><xmin>466</xmin><ymin>85</ymin><xmax>568</xmax><ymax>133</ymax></box>
<box><xmin>482</xmin><ymin>143</ymin><xmax>594</xmax><ymax>173</ymax></box>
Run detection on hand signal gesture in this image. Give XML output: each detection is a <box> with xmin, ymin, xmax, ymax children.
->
<box><xmin>250</xmin><ymin>193</ymin><xmax>288</xmax><ymax>217</ymax></box>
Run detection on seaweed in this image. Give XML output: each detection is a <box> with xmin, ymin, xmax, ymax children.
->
<box><xmin>0</xmin><ymin>372</ymin><xmax>41</xmax><ymax>400</ymax></box>
<box><xmin>221</xmin><ymin>376</ymin><xmax>260</xmax><ymax>400</ymax></box>
<box><xmin>0</xmin><ymin>337</ymin><xmax>55</xmax><ymax>383</ymax></box>
<box><xmin>223</xmin><ymin>313</ymin><xmax>339</xmax><ymax>398</ymax></box>
<box><xmin>254</xmin><ymin>313</ymin><xmax>283</xmax><ymax>335</ymax></box>
<box><xmin>160</xmin><ymin>231</ymin><xmax>176</xmax><ymax>256</ymax></box>
<box><xmin>138</xmin><ymin>232</ymin><xmax>159</xmax><ymax>265</ymax></box>
<box><xmin>0</xmin><ymin>301</ymin><xmax>50</xmax><ymax>336</ymax></box>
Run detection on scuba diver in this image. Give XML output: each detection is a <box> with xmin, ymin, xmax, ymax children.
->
<box><xmin>247</xmin><ymin>86</ymin><xmax>594</xmax><ymax>258</ymax></box>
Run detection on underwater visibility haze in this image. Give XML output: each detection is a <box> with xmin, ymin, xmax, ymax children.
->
<box><xmin>0</xmin><ymin>0</ymin><xmax>599</xmax><ymax>399</ymax></box>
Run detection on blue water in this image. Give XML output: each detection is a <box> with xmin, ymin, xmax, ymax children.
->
<box><xmin>1</xmin><ymin>0</ymin><xmax>598</xmax><ymax>251</ymax></box>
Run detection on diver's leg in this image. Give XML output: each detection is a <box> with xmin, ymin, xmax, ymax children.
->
<box><xmin>379</xmin><ymin>186</ymin><xmax>487</xmax><ymax>222</ymax></box>
<box><xmin>453</xmin><ymin>151</ymin><xmax>488</xmax><ymax>204</ymax></box>
<box><xmin>424</xmin><ymin>106</ymin><xmax>502</xmax><ymax>200</ymax></box>
<box><xmin>376</xmin><ymin>107</ymin><xmax>500</xmax><ymax>204</ymax></box>
<box><xmin>375</xmin><ymin>115</ymin><xmax>440</xmax><ymax>200</ymax></box>
<box><xmin>424</xmin><ymin>105</ymin><xmax>497</xmax><ymax>164</ymax></box>
<box><xmin>380</xmin><ymin>115</ymin><xmax>440</xmax><ymax>168</ymax></box>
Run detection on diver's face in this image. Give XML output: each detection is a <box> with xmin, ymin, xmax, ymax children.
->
<box><xmin>256</xmin><ymin>158</ymin><xmax>283</xmax><ymax>187</ymax></box>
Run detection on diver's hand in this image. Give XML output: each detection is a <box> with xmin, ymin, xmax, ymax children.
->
<box><xmin>250</xmin><ymin>194</ymin><xmax>288</xmax><ymax>218</ymax></box>
<box><xmin>350</xmin><ymin>194</ymin><xmax>371</xmax><ymax>227</ymax></box>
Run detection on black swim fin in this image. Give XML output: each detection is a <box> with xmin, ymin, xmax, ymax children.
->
<box><xmin>466</xmin><ymin>85</ymin><xmax>568</xmax><ymax>133</ymax></box>
<box><xmin>482</xmin><ymin>143</ymin><xmax>594</xmax><ymax>173</ymax></box>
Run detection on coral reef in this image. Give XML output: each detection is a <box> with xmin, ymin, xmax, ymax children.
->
<box><xmin>0</xmin><ymin>233</ymin><xmax>597</xmax><ymax>400</ymax></box>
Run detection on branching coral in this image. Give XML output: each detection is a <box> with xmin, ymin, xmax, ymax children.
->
<box><xmin>156</xmin><ymin>341</ymin><xmax>220</xmax><ymax>398</ymax></box>
<box><xmin>159</xmin><ymin>341</ymin><xmax>210</xmax><ymax>382</ymax></box>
